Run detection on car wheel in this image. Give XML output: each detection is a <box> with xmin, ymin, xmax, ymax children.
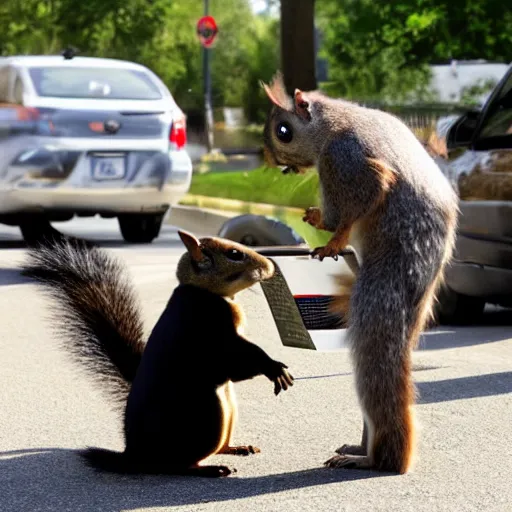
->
<box><xmin>19</xmin><ymin>216</ymin><xmax>65</xmax><ymax>247</ymax></box>
<box><xmin>218</xmin><ymin>214</ymin><xmax>306</xmax><ymax>247</ymax></box>
<box><xmin>434</xmin><ymin>285</ymin><xmax>486</xmax><ymax>325</ymax></box>
<box><xmin>118</xmin><ymin>213</ymin><xmax>164</xmax><ymax>244</ymax></box>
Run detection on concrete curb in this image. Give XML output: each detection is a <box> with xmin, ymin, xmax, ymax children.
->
<box><xmin>166</xmin><ymin>195</ymin><xmax>303</xmax><ymax>237</ymax></box>
<box><xmin>178</xmin><ymin>194</ymin><xmax>304</xmax><ymax>217</ymax></box>
<box><xmin>166</xmin><ymin>203</ymin><xmax>237</xmax><ymax>236</ymax></box>
<box><xmin>168</xmin><ymin>195</ymin><xmax>330</xmax><ymax>248</ymax></box>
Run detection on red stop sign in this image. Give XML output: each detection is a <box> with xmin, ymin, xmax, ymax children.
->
<box><xmin>197</xmin><ymin>16</ymin><xmax>218</xmax><ymax>48</ymax></box>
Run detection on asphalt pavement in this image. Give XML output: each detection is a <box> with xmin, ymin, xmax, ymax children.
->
<box><xmin>0</xmin><ymin>217</ymin><xmax>511</xmax><ymax>512</ymax></box>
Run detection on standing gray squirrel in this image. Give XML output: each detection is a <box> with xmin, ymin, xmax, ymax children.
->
<box><xmin>262</xmin><ymin>72</ymin><xmax>459</xmax><ymax>474</ymax></box>
<box><xmin>21</xmin><ymin>231</ymin><xmax>294</xmax><ymax>478</ymax></box>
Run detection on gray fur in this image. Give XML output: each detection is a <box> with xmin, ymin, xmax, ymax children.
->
<box><xmin>264</xmin><ymin>82</ymin><xmax>459</xmax><ymax>473</ymax></box>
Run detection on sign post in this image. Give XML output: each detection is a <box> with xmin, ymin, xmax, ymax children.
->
<box><xmin>197</xmin><ymin>3</ymin><xmax>218</xmax><ymax>154</ymax></box>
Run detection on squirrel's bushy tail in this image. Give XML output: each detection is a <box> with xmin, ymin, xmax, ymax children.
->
<box><xmin>21</xmin><ymin>238</ymin><xmax>145</xmax><ymax>406</ymax></box>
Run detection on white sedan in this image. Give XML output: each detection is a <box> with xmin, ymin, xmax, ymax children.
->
<box><xmin>0</xmin><ymin>52</ymin><xmax>192</xmax><ymax>244</ymax></box>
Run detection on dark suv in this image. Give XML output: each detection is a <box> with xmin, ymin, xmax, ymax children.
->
<box><xmin>433</xmin><ymin>63</ymin><xmax>512</xmax><ymax>322</ymax></box>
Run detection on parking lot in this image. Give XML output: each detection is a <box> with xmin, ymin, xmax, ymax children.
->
<box><xmin>0</xmin><ymin>217</ymin><xmax>511</xmax><ymax>512</ymax></box>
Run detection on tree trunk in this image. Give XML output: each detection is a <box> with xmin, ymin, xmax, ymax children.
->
<box><xmin>280</xmin><ymin>0</ymin><xmax>317</xmax><ymax>96</ymax></box>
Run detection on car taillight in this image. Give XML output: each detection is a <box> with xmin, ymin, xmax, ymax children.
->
<box><xmin>169</xmin><ymin>117</ymin><xmax>187</xmax><ymax>150</ymax></box>
<box><xmin>12</xmin><ymin>106</ymin><xmax>40</xmax><ymax>121</ymax></box>
<box><xmin>25</xmin><ymin>107</ymin><xmax>41</xmax><ymax>120</ymax></box>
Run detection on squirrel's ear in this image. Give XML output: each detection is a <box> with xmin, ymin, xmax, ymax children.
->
<box><xmin>294</xmin><ymin>89</ymin><xmax>311</xmax><ymax>121</ymax></box>
<box><xmin>178</xmin><ymin>230</ymin><xmax>203</xmax><ymax>261</ymax></box>
<box><xmin>260</xmin><ymin>71</ymin><xmax>293</xmax><ymax>111</ymax></box>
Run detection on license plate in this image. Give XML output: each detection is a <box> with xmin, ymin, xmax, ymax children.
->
<box><xmin>91</xmin><ymin>156</ymin><xmax>126</xmax><ymax>180</ymax></box>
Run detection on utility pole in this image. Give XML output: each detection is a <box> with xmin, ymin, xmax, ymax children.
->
<box><xmin>203</xmin><ymin>0</ymin><xmax>214</xmax><ymax>153</ymax></box>
<box><xmin>280</xmin><ymin>0</ymin><xmax>317</xmax><ymax>96</ymax></box>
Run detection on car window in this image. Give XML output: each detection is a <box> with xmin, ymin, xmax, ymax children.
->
<box><xmin>27</xmin><ymin>66</ymin><xmax>163</xmax><ymax>100</ymax></box>
<box><xmin>478</xmin><ymin>71</ymin><xmax>512</xmax><ymax>139</ymax></box>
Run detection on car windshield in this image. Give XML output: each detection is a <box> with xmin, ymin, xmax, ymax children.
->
<box><xmin>27</xmin><ymin>66</ymin><xmax>163</xmax><ymax>100</ymax></box>
<box><xmin>478</xmin><ymin>71</ymin><xmax>512</xmax><ymax>139</ymax></box>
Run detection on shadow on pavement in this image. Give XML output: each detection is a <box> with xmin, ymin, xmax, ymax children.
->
<box><xmin>0</xmin><ymin>223</ymin><xmax>184</xmax><ymax>251</ymax></box>
<box><xmin>419</xmin><ymin>309</ymin><xmax>512</xmax><ymax>350</ymax></box>
<box><xmin>0</xmin><ymin>448</ymin><xmax>390</xmax><ymax>510</ymax></box>
<box><xmin>0</xmin><ymin>267</ymin><xmax>33</xmax><ymax>286</ymax></box>
<box><xmin>417</xmin><ymin>371</ymin><xmax>512</xmax><ymax>404</ymax></box>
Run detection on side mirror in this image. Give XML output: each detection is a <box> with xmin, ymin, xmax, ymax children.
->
<box><xmin>446</xmin><ymin>110</ymin><xmax>480</xmax><ymax>150</ymax></box>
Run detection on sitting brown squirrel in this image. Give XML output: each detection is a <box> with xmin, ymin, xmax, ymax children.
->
<box><xmin>21</xmin><ymin>230</ymin><xmax>294</xmax><ymax>478</ymax></box>
<box><xmin>262</xmin><ymin>73</ymin><xmax>459</xmax><ymax>474</ymax></box>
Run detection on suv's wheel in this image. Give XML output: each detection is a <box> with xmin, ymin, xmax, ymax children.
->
<box><xmin>118</xmin><ymin>213</ymin><xmax>164</xmax><ymax>244</ymax></box>
<box><xmin>434</xmin><ymin>285</ymin><xmax>486</xmax><ymax>325</ymax></box>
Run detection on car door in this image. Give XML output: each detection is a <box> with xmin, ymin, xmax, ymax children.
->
<box><xmin>442</xmin><ymin>65</ymin><xmax>512</xmax><ymax>273</ymax></box>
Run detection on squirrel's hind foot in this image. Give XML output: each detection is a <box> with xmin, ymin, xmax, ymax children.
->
<box><xmin>218</xmin><ymin>445</ymin><xmax>261</xmax><ymax>456</ymax></box>
<box><xmin>335</xmin><ymin>444</ymin><xmax>367</xmax><ymax>456</ymax></box>
<box><xmin>324</xmin><ymin>454</ymin><xmax>372</xmax><ymax>470</ymax></box>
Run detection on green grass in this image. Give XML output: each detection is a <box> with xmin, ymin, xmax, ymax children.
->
<box><xmin>188</xmin><ymin>166</ymin><xmax>333</xmax><ymax>247</ymax></box>
<box><xmin>275</xmin><ymin>209</ymin><xmax>331</xmax><ymax>248</ymax></box>
<box><xmin>189</xmin><ymin>166</ymin><xmax>321</xmax><ymax>209</ymax></box>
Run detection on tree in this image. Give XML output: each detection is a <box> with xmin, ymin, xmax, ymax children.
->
<box><xmin>0</xmin><ymin>0</ymin><xmax>281</xmax><ymax>120</ymax></box>
<box><xmin>316</xmin><ymin>0</ymin><xmax>512</xmax><ymax>103</ymax></box>
<box><xmin>280</xmin><ymin>0</ymin><xmax>317</xmax><ymax>95</ymax></box>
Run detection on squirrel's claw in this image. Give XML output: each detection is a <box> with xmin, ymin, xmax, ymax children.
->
<box><xmin>312</xmin><ymin>245</ymin><xmax>340</xmax><ymax>261</ymax></box>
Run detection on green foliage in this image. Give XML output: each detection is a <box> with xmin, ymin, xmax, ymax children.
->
<box><xmin>316</xmin><ymin>0</ymin><xmax>512</xmax><ymax>104</ymax></box>
<box><xmin>0</xmin><ymin>0</ymin><xmax>280</xmax><ymax>121</ymax></box>
<box><xmin>241</xmin><ymin>15</ymin><xmax>280</xmax><ymax>123</ymax></box>
<box><xmin>459</xmin><ymin>78</ymin><xmax>499</xmax><ymax>107</ymax></box>
<box><xmin>3</xmin><ymin>0</ymin><xmax>509</xmax><ymax>120</ymax></box>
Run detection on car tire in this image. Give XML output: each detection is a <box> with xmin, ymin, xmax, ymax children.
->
<box><xmin>434</xmin><ymin>285</ymin><xmax>486</xmax><ymax>325</ymax></box>
<box><xmin>118</xmin><ymin>213</ymin><xmax>164</xmax><ymax>244</ymax></box>
<box><xmin>19</xmin><ymin>216</ymin><xmax>65</xmax><ymax>247</ymax></box>
<box><xmin>218</xmin><ymin>214</ymin><xmax>306</xmax><ymax>247</ymax></box>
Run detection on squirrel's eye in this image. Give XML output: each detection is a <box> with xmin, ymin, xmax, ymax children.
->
<box><xmin>225</xmin><ymin>249</ymin><xmax>245</xmax><ymax>261</ymax></box>
<box><xmin>276</xmin><ymin>122</ymin><xmax>293</xmax><ymax>143</ymax></box>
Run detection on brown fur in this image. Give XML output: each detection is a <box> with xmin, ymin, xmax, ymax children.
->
<box><xmin>177</xmin><ymin>231</ymin><xmax>275</xmax><ymax>298</ymax></box>
<box><xmin>425</xmin><ymin>131</ymin><xmax>448</xmax><ymax>160</ymax></box>
<box><xmin>328</xmin><ymin>273</ymin><xmax>356</xmax><ymax>323</ymax></box>
<box><xmin>261</xmin><ymin>72</ymin><xmax>293</xmax><ymax>111</ymax></box>
<box><xmin>367</xmin><ymin>158</ymin><xmax>398</xmax><ymax>203</ymax></box>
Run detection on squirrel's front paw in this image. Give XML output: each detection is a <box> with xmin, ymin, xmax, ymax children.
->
<box><xmin>303</xmin><ymin>207</ymin><xmax>323</xmax><ymax>229</ymax></box>
<box><xmin>266</xmin><ymin>361</ymin><xmax>294</xmax><ymax>396</ymax></box>
<box><xmin>312</xmin><ymin>244</ymin><xmax>340</xmax><ymax>262</ymax></box>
